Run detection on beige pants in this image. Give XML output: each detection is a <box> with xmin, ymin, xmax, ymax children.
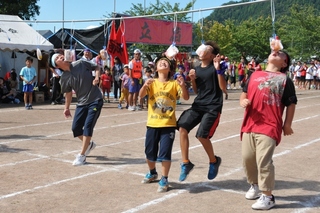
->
<box><xmin>242</xmin><ymin>133</ymin><xmax>276</xmax><ymax>191</ymax></box>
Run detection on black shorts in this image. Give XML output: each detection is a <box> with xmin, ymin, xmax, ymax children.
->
<box><xmin>177</xmin><ymin>109</ymin><xmax>220</xmax><ymax>139</ymax></box>
<box><xmin>230</xmin><ymin>76</ymin><xmax>236</xmax><ymax>84</ymax></box>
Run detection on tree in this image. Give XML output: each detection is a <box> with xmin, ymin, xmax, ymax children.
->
<box><xmin>0</xmin><ymin>0</ymin><xmax>40</xmax><ymax>20</ymax></box>
<box><xmin>278</xmin><ymin>4</ymin><xmax>320</xmax><ymax>61</ymax></box>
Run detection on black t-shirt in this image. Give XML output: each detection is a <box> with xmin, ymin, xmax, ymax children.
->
<box><xmin>192</xmin><ymin>63</ymin><xmax>223</xmax><ymax>113</ymax></box>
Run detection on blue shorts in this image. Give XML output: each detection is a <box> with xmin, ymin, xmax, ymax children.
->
<box><xmin>177</xmin><ymin>109</ymin><xmax>220</xmax><ymax>139</ymax></box>
<box><xmin>72</xmin><ymin>99</ymin><xmax>103</xmax><ymax>137</ymax></box>
<box><xmin>128</xmin><ymin>78</ymin><xmax>140</xmax><ymax>93</ymax></box>
<box><xmin>144</xmin><ymin>127</ymin><xmax>175</xmax><ymax>162</ymax></box>
<box><xmin>238</xmin><ymin>75</ymin><xmax>245</xmax><ymax>82</ymax></box>
<box><xmin>22</xmin><ymin>84</ymin><xmax>34</xmax><ymax>92</ymax></box>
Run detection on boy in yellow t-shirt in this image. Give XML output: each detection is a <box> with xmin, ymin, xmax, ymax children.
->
<box><xmin>139</xmin><ymin>56</ymin><xmax>189</xmax><ymax>192</ymax></box>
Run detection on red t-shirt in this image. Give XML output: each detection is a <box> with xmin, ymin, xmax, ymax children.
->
<box><xmin>100</xmin><ymin>74</ymin><xmax>112</xmax><ymax>89</ymax></box>
<box><xmin>238</xmin><ymin>63</ymin><xmax>246</xmax><ymax>76</ymax></box>
<box><xmin>300</xmin><ymin>66</ymin><xmax>307</xmax><ymax>77</ymax></box>
<box><xmin>241</xmin><ymin>71</ymin><xmax>288</xmax><ymax>145</ymax></box>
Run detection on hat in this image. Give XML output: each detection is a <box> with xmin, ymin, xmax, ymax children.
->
<box><xmin>50</xmin><ymin>53</ymin><xmax>60</xmax><ymax>68</ymax></box>
<box><xmin>134</xmin><ymin>49</ymin><xmax>141</xmax><ymax>54</ymax></box>
<box><xmin>225</xmin><ymin>57</ymin><xmax>229</xmax><ymax>61</ymax></box>
<box><xmin>84</xmin><ymin>48</ymin><xmax>90</xmax><ymax>52</ymax></box>
<box><xmin>154</xmin><ymin>56</ymin><xmax>174</xmax><ymax>72</ymax></box>
<box><xmin>124</xmin><ymin>64</ymin><xmax>129</xmax><ymax>68</ymax></box>
<box><xmin>148</xmin><ymin>61</ymin><xmax>154</xmax><ymax>66</ymax></box>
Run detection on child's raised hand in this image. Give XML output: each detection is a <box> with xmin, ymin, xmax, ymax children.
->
<box><xmin>240</xmin><ymin>98</ymin><xmax>251</xmax><ymax>108</ymax></box>
<box><xmin>188</xmin><ymin>69</ymin><xmax>196</xmax><ymax>80</ymax></box>
<box><xmin>176</xmin><ymin>75</ymin><xmax>185</xmax><ymax>86</ymax></box>
<box><xmin>213</xmin><ymin>54</ymin><xmax>221</xmax><ymax>70</ymax></box>
<box><xmin>144</xmin><ymin>78</ymin><xmax>154</xmax><ymax>87</ymax></box>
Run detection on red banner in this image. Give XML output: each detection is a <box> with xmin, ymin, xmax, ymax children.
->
<box><xmin>123</xmin><ymin>18</ymin><xmax>192</xmax><ymax>46</ymax></box>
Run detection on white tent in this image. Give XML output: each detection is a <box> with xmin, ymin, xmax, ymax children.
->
<box><xmin>0</xmin><ymin>14</ymin><xmax>53</xmax><ymax>52</ymax></box>
<box><xmin>0</xmin><ymin>14</ymin><xmax>54</xmax><ymax>80</ymax></box>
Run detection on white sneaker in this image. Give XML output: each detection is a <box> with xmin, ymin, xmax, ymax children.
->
<box><xmin>136</xmin><ymin>105</ymin><xmax>142</xmax><ymax>111</ymax></box>
<box><xmin>72</xmin><ymin>154</ymin><xmax>86</xmax><ymax>166</ymax></box>
<box><xmin>128</xmin><ymin>106</ymin><xmax>135</xmax><ymax>111</ymax></box>
<box><xmin>85</xmin><ymin>141</ymin><xmax>96</xmax><ymax>156</ymax></box>
<box><xmin>252</xmin><ymin>194</ymin><xmax>275</xmax><ymax>210</ymax></box>
<box><xmin>245</xmin><ymin>184</ymin><xmax>260</xmax><ymax>200</ymax></box>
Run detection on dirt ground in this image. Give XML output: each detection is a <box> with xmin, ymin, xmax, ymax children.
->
<box><xmin>0</xmin><ymin>89</ymin><xmax>320</xmax><ymax>213</ymax></box>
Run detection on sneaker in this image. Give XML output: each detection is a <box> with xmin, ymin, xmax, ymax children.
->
<box><xmin>157</xmin><ymin>177</ymin><xmax>169</xmax><ymax>193</ymax></box>
<box><xmin>208</xmin><ymin>156</ymin><xmax>221</xmax><ymax>180</ymax></box>
<box><xmin>176</xmin><ymin>100</ymin><xmax>181</xmax><ymax>105</ymax></box>
<box><xmin>251</xmin><ymin>194</ymin><xmax>275</xmax><ymax>210</ymax></box>
<box><xmin>245</xmin><ymin>184</ymin><xmax>260</xmax><ymax>200</ymax></box>
<box><xmin>72</xmin><ymin>154</ymin><xmax>86</xmax><ymax>166</ymax></box>
<box><xmin>85</xmin><ymin>141</ymin><xmax>96</xmax><ymax>156</ymax></box>
<box><xmin>28</xmin><ymin>105</ymin><xmax>33</xmax><ymax>110</ymax></box>
<box><xmin>25</xmin><ymin>106</ymin><xmax>30</xmax><ymax>110</ymax></box>
<box><xmin>136</xmin><ymin>105</ymin><xmax>142</xmax><ymax>111</ymax></box>
<box><xmin>128</xmin><ymin>106</ymin><xmax>135</xmax><ymax>111</ymax></box>
<box><xmin>225</xmin><ymin>94</ymin><xmax>228</xmax><ymax>100</ymax></box>
<box><xmin>107</xmin><ymin>100</ymin><xmax>111</xmax><ymax>103</ymax></box>
<box><xmin>179</xmin><ymin>161</ymin><xmax>195</xmax><ymax>182</ymax></box>
<box><xmin>118</xmin><ymin>104</ymin><xmax>123</xmax><ymax>109</ymax></box>
<box><xmin>141</xmin><ymin>172</ymin><xmax>158</xmax><ymax>183</ymax></box>
<box><xmin>51</xmin><ymin>102</ymin><xmax>56</xmax><ymax>105</ymax></box>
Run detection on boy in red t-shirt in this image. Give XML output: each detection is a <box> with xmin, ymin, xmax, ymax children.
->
<box><xmin>100</xmin><ymin>67</ymin><xmax>113</xmax><ymax>103</ymax></box>
<box><xmin>240</xmin><ymin>51</ymin><xmax>297</xmax><ymax>210</ymax></box>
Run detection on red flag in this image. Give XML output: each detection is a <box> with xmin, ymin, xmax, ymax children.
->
<box><xmin>107</xmin><ymin>20</ymin><xmax>117</xmax><ymax>68</ymax></box>
<box><xmin>107</xmin><ymin>20</ymin><xmax>128</xmax><ymax>67</ymax></box>
<box><xmin>117</xmin><ymin>20</ymin><xmax>128</xmax><ymax>64</ymax></box>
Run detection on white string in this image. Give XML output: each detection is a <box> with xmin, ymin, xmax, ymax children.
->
<box><xmin>5</xmin><ymin>0</ymin><xmax>270</xmax><ymax>24</ymax></box>
<box><xmin>199</xmin><ymin>10</ymin><xmax>204</xmax><ymax>43</ymax></box>
<box><xmin>270</xmin><ymin>0</ymin><xmax>276</xmax><ymax>37</ymax></box>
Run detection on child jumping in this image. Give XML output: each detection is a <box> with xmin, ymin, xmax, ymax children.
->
<box><xmin>139</xmin><ymin>56</ymin><xmax>189</xmax><ymax>192</ymax></box>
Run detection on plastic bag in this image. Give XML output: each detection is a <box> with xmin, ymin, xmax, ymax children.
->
<box><xmin>165</xmin><ymin>44</ymin><xmax>179</xmax><ymax>59</ymax></box>
<box><xmin>269</xmin><ymin>36</ymin><xmax>283</xmax><ymax>52</ymax></box>
<box><xmin>196</xmin><ymin>44</ymin><xmax>208</xmax><ymax>58</ymax></box>
<box><xmin>64</xmin><ymin>49</ymin><xmax>76</xmax><ymax>62</ymax></box>
<box><xmin>36</xmin><ymin>48</ymin><xmax>42</xmax><ymax>60</ymax></box>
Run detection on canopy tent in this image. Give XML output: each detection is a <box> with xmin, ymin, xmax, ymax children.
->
<box><xmin>0</xmin><ymin>14</ymin><xmax>54</xmax><ymax>86</ymax></box>
<box><xmin>0</xmin><ymin>14</ymin><xmax>53</xmax><ymax>52</ymax></box>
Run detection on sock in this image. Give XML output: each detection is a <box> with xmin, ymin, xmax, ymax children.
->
<box><xmin>161</xmin><ymin>176</ymin><xmax>168</xmax><ymax>181</ymax></box>
<box><xmin>183</xmin><ymin>160</ymin><xmax>190</xmax><ymax>164</ymax></box>
<box><xmin>150</xmin><ymin>168</ymin><xmax>157</xmax><ymax>174</ymax></box>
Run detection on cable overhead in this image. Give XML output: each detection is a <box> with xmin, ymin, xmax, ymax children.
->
<box><xmin>0</xmin><ymin>0</ymin><xmax>270</xmax><ymax>24</ymax></box>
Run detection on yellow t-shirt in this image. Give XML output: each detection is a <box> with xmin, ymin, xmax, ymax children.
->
<box><xmin>146</xmin><ymin>79</ymin><xmax>182</xmax><ymax>128</ymax></box>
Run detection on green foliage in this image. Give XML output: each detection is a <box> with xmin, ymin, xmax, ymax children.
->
<box><xmin>196</xmin><ymin>1</ymin><xmax>320</xmax><ymax>62</ymax></box>
<box><xmin>0</xmin><ymin>0</ymin><xmax>40</xmax><ymax>20</ymax></box>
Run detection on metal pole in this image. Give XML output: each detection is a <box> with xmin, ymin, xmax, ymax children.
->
<box><xmin>62</xmin><ymin>0</ymin><xmax>64</xmax><ymax>48</ymax></box>
<box><xmin>62</xmin><ymin>0</ymin><xmax>64</xmax><ymax>31</ymax></box>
